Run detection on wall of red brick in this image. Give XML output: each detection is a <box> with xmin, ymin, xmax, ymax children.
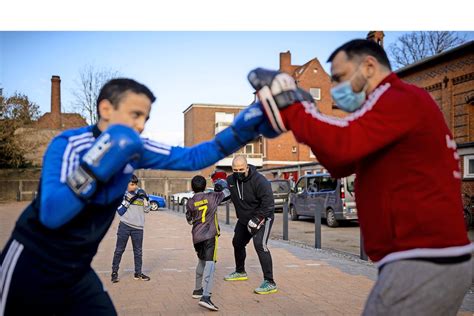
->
<box><xmin>184</xmin><ymin>105</ymin><xmax>264</xmax><ymax>178</ymax></box>
<box><xmin>264</xmin><ymin>132</ymin><xmax>314</xmax><ymax>164</ymax></box>
<box><xmin>398</xmin><ymin>48</ymin><xmax>474</xmax><ymax>200</ymax></box>
<box><xmin>398</xmin><ymin>54</ymin><xmax>474</xmax><ymax>144</ymax></box>
<box><xmin>185</xmin><ymin>106</ymin><xmax>242</xmax><ymax>145</ymax></box>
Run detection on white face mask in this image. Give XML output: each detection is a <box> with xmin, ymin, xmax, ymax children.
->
<box><xmin>330</xmin><ymin>67</ymin><xmax>368</xmax><ymax>113</ymax></box>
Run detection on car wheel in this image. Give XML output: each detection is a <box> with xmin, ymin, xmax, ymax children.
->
<box><xmin>150</xmin><ymin>201</ymin><xmax>159</xmax><ymax>211</ymax></box>
<box><xmin>181</xmin><ymin>198</ymin><xmax>188</xmax><ymax>206</ymax></box>
<box><xmin>290</xmin><ymin>205</ymin><xmax>299</xmax><ymax>221</ymax></box>
<box><xmin>326</xmin><ymin>209</ymin><xmax>339</xmax><ymax>228</ymax></box>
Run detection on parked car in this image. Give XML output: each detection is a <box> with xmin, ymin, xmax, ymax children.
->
<box><xmin>269</xmin><ymin>179</ymin><xmax>292</xmax><ymax>212</ymax></box>
<box><xmin>288</xmin><ymin>173</ymin><xmax>357</xmax><ymax>227</ymax></box>
<box><xmin>171</xmin><ymin>188</ymin><xmax>215</xmax><ymax>205</ymax></box>
<box><xmin>171</xmin><ymin>191</ymin><xmax>194</xmax><ymax>205</ymax></box>
<box><xmin>148</xmin><ymin>194</ymin><xmax>166</xmax><ymax>211</ymax></box>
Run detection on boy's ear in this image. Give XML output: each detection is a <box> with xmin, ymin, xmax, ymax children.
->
<box><xmin>98</xmin><ymin>99</ymin><xmax>114</xmax><ymax>121</ymax></box>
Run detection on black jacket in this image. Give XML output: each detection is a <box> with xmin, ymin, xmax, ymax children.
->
<box><xmin>227</xmin><ymin>165</ymin><xmax>274</xmax><ymax>225</ymax></box>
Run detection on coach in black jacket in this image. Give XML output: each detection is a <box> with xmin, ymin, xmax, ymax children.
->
<box><xmin>224</xmin><ymin>155</ymin><xmax>277</xmax><ymax>294</ymax></box>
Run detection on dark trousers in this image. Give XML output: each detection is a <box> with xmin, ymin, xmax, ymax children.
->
<box><xmin>111</xmin><ymin>222</ymin><xmax>144</xmax><ymax>274</ymax></box>
<box><xmin>233</xmin><ymin>217</ymin><xmax>275</xmax><ymax>283</ymax></box>
<box><xmin>1</xmin><ymin>238</ymin><xmax>116</xmax><ymax>316</ymax></box>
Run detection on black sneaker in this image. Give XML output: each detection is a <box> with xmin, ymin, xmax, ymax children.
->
<box><xmin>198</xmin><ymin>296</ymin><xmax>219</xmax><ymax>311</ymax></box>
<box><xmin>134</xmin><ymin>273</ymin><xmax>151</xmax><ymax>281</ymax></box>
<box><xmin>111</xmin><ymin>272</ymin><xmax>119</xmax><ymax>283</ymax></box>
<box><xmin>192</xmin><ymin>288</ymin><xmax>203</xmax><ymax>299</ymax></box>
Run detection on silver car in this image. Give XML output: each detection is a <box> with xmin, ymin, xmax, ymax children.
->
<box><xmin>288</xmin><ymin>174</ymin><xmax>357</xmax><ymax>227</ymax></box>
<box><xmin>270</xmin><ymin>179</ymin><xmax>292</xmax><ymax>212</ymax></box>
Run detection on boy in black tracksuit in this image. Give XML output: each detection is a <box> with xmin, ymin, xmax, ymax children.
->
<box><xmin>224</xmin><ymin>156</ymin><xmax>277</xmax><ymax>294</ymax></box>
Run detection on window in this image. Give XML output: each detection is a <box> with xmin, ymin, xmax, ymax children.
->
<box><xmin>307</xmin><ymin>177</ymin><xmax>319</xmax><ymax>192</ymax></box>
<box><xmin>464</xmin><ymin>155</ymin><xmax>474</xmax><ymax>179</ymax></box>
<box><xmin>292</xmin><ymin>146</ymin><xmax>297</xmax><ymax>153</ymax></box>
<box><xmin>296</xmin><ymin>178</ymin><xmax>306</xmax><ymax>193</ymax></box>
<box><xmin>215</xmin><ymin>112</ymin><xmax>234</xmax><ymax>123</ymax></box>
<box><xmin>309</xmin><ymin>88</ymin><xmax>321</xmax><ymax>101</ymax></box>
<box><xmin>346</xmin><ymin>174</ymin><xmax>356</xmax><ymax>193</ymax></box>
<box><xmin>215</xmin><ymin>112</ymin><xmax>234</xmax><ymax>134</ymax></box>
<box><xmin>318</xmin><ymin>176</ymin><xmax>337</xmax><ymax>192</ymax></box>
<box><xmin>309</xmin><ymin>150</ymin><xmax>316</xmax><ymax>158</ymax></box>
<box><xmin>271</xmin><ymin>181</ymin><xmax>291</xmax><ymax>194</ymax></box>
<box><xmin>244</xmin><ymin>144</ymin><xmax>254</xmax><ymax>154</ymax></box>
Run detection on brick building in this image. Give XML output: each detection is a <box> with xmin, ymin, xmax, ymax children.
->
<box><xmin>15</xmin><ymin>75</ymin><xmax>87</xmax><ymax>166</ymax></box>
<box><xmin>395</xmin><ymin>40</ymin><xmax>474</xmax><ymax>197</ymax></box>
<box><xmin>183</xmin><ymin>103</ymin><xmax>264</xmax><ymax>178</ymax></box>
<box><xmin>182</xmin><ymin>50</ymin><xmax>344</xmax><ymax>180</ymax></box>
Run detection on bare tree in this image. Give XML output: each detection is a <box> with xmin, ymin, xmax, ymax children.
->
<box><xmin>388</xmin><ymin>31</ymin><xmax>467</xmax><ymax>69</ymax></box>
<box><xmin>0</xmin><ymin>92</ymin><xmax>41</xmax><ymax>168</ymax></box>
<box><xmin>72</xmin><ymin>65</ymin><xmax>120</xmax><ymax>124</ymax></box>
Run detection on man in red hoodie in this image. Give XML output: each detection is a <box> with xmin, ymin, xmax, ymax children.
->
<box><xmin>247</xmin><ymin>39</ymin><xmax>472</xmax><ymax>315</ymax></box>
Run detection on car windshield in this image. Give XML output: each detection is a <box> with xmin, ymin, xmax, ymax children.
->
<box><xmin>271</xmin><ymin>181</ymin><xmax>290</xmax><ymax>193</ymax></box>
<box><xmin>346</xmin><ymin>174</ymin><xmax>356</xmax><ymax>193</ymax></box>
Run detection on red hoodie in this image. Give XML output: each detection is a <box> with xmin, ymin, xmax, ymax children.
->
<box><xmin>280</xmin><ymin>73</ymin><xmax>471</xmax><ymax>264</ymax></box>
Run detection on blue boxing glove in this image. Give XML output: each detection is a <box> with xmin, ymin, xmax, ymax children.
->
<box><xmin>120</xmin><ymin>191</ymin><xmax>137</xmax><ymax>209</ymax></box>
<box><xmin>214</xmin><ymin>103</ymin><xmax>280</xmax><ymax>156</ymax></box>
<box><xmin>137</xmin><ymin>188</ymin><xmax>148</xmax><ymax>201</ymax></box>
<box><xmin>248</xmin><ymin>68</ymin><xmax>315</xmax><ymax>134</ymax></box>
<box><xmin>214</xmin><ymin>179</ymin><xmax>228</xmax><ymax>192</ymax></box>
<box><xmin>66</xmin><ymin>124</ymin><xmax>144</xmax><ymax>199</ymax></box>
<box><xmin>214</xmin><ymin>178</ymin><xmax>231</xmax><ymax>202</ymax></box>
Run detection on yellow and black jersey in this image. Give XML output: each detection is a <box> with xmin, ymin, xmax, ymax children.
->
<box><xmin>186</xmin><ymin>191</ymin><xmax>225</xmax><ymax>244</ymax></box>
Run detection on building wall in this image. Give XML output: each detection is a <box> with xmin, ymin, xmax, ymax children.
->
<box><xmin>184</xmin><ymin>106</ymin><xmax>243</xmax><ymax>146</ymax></box>
<box><xmin>264</xmin><ymin>132</ymin><xmax>314</xmax><ymax>167</ymax></box>
<box><xmin>397</xmin><ymin>45</ymin><xmax>474</xmax><ymax>199</ymax></box>
<box><xmin>0</xmin><ymin>168</ymin><xmax>211</xmax><ymax>201</ymax></box>
<box><xmin>35</xmin><ymin>113</ymin><xmax>87</xmax><ymax>129</ymax></box>
<box><xmin>184</xmin><ymin>105</ymin><xmax>264</xmax><ymax>178</ymax></box>
<box><xmin>14</xmin><ymin>128</ymin><xmax>60</xmax><ymax>167</ymax></box>
<box><xmin>398</xmin><ymin>53</ymin><xmax>474</xmax><ymax>144</ymax></box>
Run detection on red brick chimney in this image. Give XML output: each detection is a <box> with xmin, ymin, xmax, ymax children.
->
<box><xmin>51</xmin><ymin>75</ymin><xmax>61</xmax><ymax>128</ymax></box>
<box><xmin>279</xmin><ymin>51</ymin><xmax>292</xmax><ymax>73</ymax></box>
<box><xmin>367</xmin><ymin>31</ymin><xmax>385</xmax><ymax>47</ymax></box>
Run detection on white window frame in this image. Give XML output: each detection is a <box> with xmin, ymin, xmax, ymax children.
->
<box><xmin>464</xmin><ymin>155</ymin><xmax>474</xmax><ymax>179</ymax></box>
<box><xmin>215</xmin><ymin>112</ymin><xmax>234</xmax><ymax>123</ymax></box>
<box><xmin>309</xmin><ymin>88</ymin><xmax>321</xmax><ymax>101</ymax></box>
<box><xmin>244</xmin><ymin>144</ymin><xmax>254</xmax><ymax>154</ymax></box>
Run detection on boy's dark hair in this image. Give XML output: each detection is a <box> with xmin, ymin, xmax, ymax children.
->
<box><xmin>327</xmin><ymin>39</ymin><xmax>392</xmax><ymax>70</ymax></box>
<box><xmin>130</xmin><ymin>174</ymin><xmax>139</xmax><ymax>184</ymax></box>
<box><xmin>191</xmin><ymin>175</ymin><xmax>207</xmax><ymax>193</ymax></box>
<box><xmin>96</xmin><ymin>78</ymin><xmax>156</xmax><ymax>118</ymax></box>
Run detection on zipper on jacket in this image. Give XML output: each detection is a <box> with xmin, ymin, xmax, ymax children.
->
<box><xmin>236</xmin><ymin>180</ymin><xmax>244</xmax><ymax>200</ymax></box>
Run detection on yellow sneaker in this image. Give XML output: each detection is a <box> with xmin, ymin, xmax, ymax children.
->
<box><xmin>254</xmin><ymin>280</ymin><xmax>277</xmax><ymax>294</ymax></box>
<box><xmin>224</xmin><ymin>271</ymin><xmax>248</xmax><ymax>281</ymax></box>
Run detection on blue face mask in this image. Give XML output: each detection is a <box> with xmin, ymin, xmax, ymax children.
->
<box><xmin>330</xmin><ymin>69</ymin><xmax>368</xmax><ymax>113</ymax></box>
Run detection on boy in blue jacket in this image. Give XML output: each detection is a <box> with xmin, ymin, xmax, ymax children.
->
<box><xmin>0</xmin><ymin>77</ymin><xmax>277</xmax><ymax>315</ymax></box>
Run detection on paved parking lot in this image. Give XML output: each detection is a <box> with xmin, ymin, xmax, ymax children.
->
<box><xmin>1</xmin><ymin>201</ymin><xmax>473</xmax><ymax>315</ymax></box>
